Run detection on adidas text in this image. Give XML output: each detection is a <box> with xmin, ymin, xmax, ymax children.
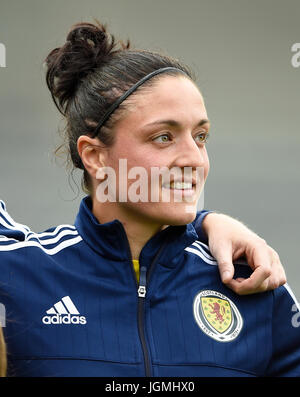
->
<box><xmin>42</xmin><ymin>313</ymin><xmax>87</xmax><ymax>325</ymax></box>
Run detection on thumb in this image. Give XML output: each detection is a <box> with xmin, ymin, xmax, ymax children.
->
<box><xmin>212</xmin><ymin>245</ymin><xmax>234</xmax><ymax>283</ymax></box>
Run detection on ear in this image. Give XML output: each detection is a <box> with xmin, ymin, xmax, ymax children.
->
<box><xmin>77</xmin><ymin>135</ymin><xmax>108</xmax><ymax>179</ymax></box>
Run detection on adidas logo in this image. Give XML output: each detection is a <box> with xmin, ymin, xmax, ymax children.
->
<box><xmin>42</xmin><ymin>296</ymin><xmax>87</xmax><ymax>325</ymax></box>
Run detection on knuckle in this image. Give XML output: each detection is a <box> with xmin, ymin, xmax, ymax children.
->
<box><xmin>218</xmin><ymin>261</ymin><xmax>231</xmax><ymax>268</ymax></box>
<box><xmin>279</xmin><ymin>274</ymin><xmax>287</xmax><ymax>285</ymax></box>
<box><xmin>269</xmin><ymin>279</ymin><xmax>279</xmax><ymax>290</ymax></box>
<box><xmin>261</xmin><ymin>266</ymin><xmax>272</xmax><ymax>278</ymax></box>
<box><xmin>247</xmin><ymin>239</ymin><xmax>265</xmax><ymax>252</ymax></box>
<box><xmin>271</xmin><ymin>249</ymin><xmax>281</xmax><ymax>262</ymax></box>
<box><xmin>265</xmin><ymin>267</ymin><xmax>272</xmax><ymax>277</ymax></box>
<box><xmin>233</xmin><ymin>285</ymin><xmax>244</xmax><ymax>295</ymax></box>
<box><xmin>257</xmin><ymin>237</ymin><xmax>267</xmax><ymax>246</ymax></box>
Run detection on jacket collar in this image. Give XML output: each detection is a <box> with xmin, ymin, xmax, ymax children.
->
<box><xmin>74</xmin><ymin>196</ymin><xmax>199</xmax><ymax>268</ymax></box>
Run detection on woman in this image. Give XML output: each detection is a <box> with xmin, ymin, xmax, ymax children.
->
<box><xmin>0</xmin><ymin>20</ymin><xmax>297</xmax><ymax>377</ymax></box>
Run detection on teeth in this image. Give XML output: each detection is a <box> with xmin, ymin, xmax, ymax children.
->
<box><xmin>164</xmin><ymin>182</ymin><xmax>193</xmax><ymax>189</ymax></box>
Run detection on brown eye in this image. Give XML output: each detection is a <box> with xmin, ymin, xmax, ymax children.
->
<box><xmin>195</xmin><ymin>132</ymin><xmax>209</xmax><ymax>143</ymax></box>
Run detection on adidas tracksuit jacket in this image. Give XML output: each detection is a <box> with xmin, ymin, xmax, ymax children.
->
<box><xmin>0</xmin><ymin>196</ymin><xmax>299</xmax><ymax>377</ymax></box>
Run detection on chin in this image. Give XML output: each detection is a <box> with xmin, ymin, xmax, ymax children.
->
<box><xmin>151</xmin><ymin>203</ymin><xmax>198</xmax><ymax>226</ymax></box>
<box><xmin>124</xmin><ymin>201</ymin><xmax>198</xmax><ymax>227</ymax></box>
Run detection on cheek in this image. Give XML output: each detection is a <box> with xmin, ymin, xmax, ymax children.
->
<box><xmin>200</xmin><ymin>147</ymin><xmax>210</xmax><ymax>181</ymax></box>
<box><xmin>105</xmin><ymin>141</ymin><xmax>156</xmax><ymax>189</ymax></box>
<box><xmin>111</xmin><ymin>140</ymin><xmax>157</xmax><ymax>169</ymax></box>
<box><xmin>205</xmin><ymin>153</ymin><xmax>210</xmax><ymax>180</ymax></box>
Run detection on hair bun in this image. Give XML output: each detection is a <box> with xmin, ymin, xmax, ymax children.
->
<box><xmin>45</xmin><ymin>20</ymin><xmax>125</xmax><ymax>115</ymax></box>
<box><xmin>66</xmin><ymin>23</ymin><xmax>107</xmax><ymax>48</ymax></box>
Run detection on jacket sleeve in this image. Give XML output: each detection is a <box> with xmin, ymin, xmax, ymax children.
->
<box><xmin>0</xmin><ymin>200</ymin><xmax>31</xmax><ymax>242</ymax></box>
<box><xmin>193</xmin><ymin>210</ymin><xmax>213</xmax><ymax>244</ymax></box>
<box><xmin>266</xmin><ymin>283</ymin><xmax>300</xmax><ymax>376</ymax></box>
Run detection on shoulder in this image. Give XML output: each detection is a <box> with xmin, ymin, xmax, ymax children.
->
<box><xmin>0</xmin><ymin>200</ymin><xmax>82</xmax><ymax>256</ymax></box>
<box><xmin>0</xmin><ymin>200</ymin><xmax>31</xmax><ymax>241</ymax></box>
<box><xmin>184</xmin><ymin>239</ymin><xmax>299</xmax><ymax>316</ymax></box>
<box><xmin>184</xmin><ymin>240</ymin><xmax>216</xmax><ymax>264</ymax></box>
<box><xmin>184</xmin><ymin>239</ymin><xmax>253</xmax><ymax>277</ymax></box>
<box><xmin>272</xmin><ymin>282</ymin><xmax>300</xmax><ymax>312</ymax></box>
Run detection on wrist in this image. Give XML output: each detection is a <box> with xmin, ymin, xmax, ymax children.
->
<box><xmin>203</xmin><ymin>212</ymin><xmax>257</xmax><ymax>241</ymax></box>
<box><xmin>196</xmin><ymin>210</ymin><xmax>214</xmax><ymax>243</ymax></box>
<box><xmin>202</xmin><ymin>212</ymin><xmax>223</xmax><ymax>236</ymax></box>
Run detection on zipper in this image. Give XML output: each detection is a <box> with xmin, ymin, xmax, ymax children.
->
<box><xmin>127</xmin><ymin>254</ymin><xmax>152</xmax><ymax>376</ymax></box>
<box><xmin>138</xmin><ymin>266</ymin><xmax>147</xmax><ymax>298</ymax></box>
<box><xmin>137</xmin><ymin>265</ymin><xmax>152</xmax><ymax>376</ymax></box>
<box><xmin>135</xmin><ymin>243</ymin><xmax>168</xmax><ymax>377</ymax></box>
<box><xmin>122</xmin><ymin>224</ymin><xmax>168</xmax><ymax>377</ymax></box>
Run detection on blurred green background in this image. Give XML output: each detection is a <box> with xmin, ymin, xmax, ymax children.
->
<box><xmin>0</xmin><ymin>0</ymin><xmax>299</xmax><ymax>298</ymax></box>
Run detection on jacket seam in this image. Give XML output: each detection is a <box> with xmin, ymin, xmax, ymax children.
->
<box><xmin>10</xmin><ymin>356</ymin><xmax>142</xmax><ymax>365</ymax></box>
<box><xmin>152</xmin><ymin>362</ymin><xmax>258</xmax><ymax>376</ymax></box>
<box><xmin>264</xmin><ymin>289</ymin><xmax>275</xmax><ymax>376</ymax></box>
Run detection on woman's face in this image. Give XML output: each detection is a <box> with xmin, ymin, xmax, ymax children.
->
<box><xmin>98</xmin><ymin>75</ymin><xmax>210</xmax><ymax>226</ymax></box>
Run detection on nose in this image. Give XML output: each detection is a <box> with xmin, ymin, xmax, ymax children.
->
<box><xmin>173</xmin><ymin>134</ymin><xmax>207</xmax><ymax>170</ymax></box>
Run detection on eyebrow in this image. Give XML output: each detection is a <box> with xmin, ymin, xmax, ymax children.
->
<box><xmin>143</xmin><ymin>118</ymin><xmax>210</xmax><ymax>129</ymax></box>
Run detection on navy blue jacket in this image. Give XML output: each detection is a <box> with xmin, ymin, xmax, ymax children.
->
<box><xmin>0</xmin><ymin>196</ymin><xmax>299</xmax><ymax>377</ymax></box>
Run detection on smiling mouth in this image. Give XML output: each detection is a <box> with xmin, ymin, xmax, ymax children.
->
<box><xmin>162</xmin><ymin>181</ymin><xmax>195</xmax><ymax>190</ymax></box>
<box><xmin>160</xmin><ymin>181</ymin><xmax>197</xmax><ymax>201</ymax></box>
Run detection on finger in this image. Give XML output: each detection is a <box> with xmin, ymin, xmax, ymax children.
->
<box><xmin>245</xmin><ymin>241</ymin><xmax>272</xmax><ymax>276</ymax></box>
<box><xmin>226</xmin><ymin>278</ymin><xmax>269</xmax><ymax>295</ymax></box>
<box><xmin>226</xmin><ymin>267</ymin><xmax>271</xmax><ymax>295</ymax></box>
<box><xmin>241</xmin><ymin>266</ymin><xmax>271</xmax><ymax>290</ymax></box>
<box><xmin>278</xmin><ymin>266</ymin><xmax>287</xmax><ymax>286</ymax></box>
<box><xmin>256</xmin><ymin>248</ymin><xmax>287</xmax><ymax>291</ymax></box>
<box><xmin>269</xmin><ymin>248</ymin><xmax>287</xmax><ymax>287</ymax></box>
<box><xmin>227</xmin><ymin>246</ymin><xmax>286</xmax><ymax>295</ymax></box>
<box><xmin>212</xmin><ymin>242</ymin><xmax>235</xmax><ymax>283</ymax></box>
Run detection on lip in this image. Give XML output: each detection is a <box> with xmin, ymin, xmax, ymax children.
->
<box><xmin>161</xmin><ymin>178</ymin><xmax>197</xmax><ymax>189</ymax></box>
<box><xmin>161</xmin><ymin>182</ymin><xmax>196</xmax><ymax>199</ymax></box>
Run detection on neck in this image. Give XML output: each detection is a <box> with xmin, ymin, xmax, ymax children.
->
<box><xmin>92</xmin><ymin>200</ymin><xmax>165</xmax><ymax>260</ymax></box>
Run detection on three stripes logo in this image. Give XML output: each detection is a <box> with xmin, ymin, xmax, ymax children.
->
<box><xmin>42</xmin><ymin>296</ymin><xmax>87</xmax><ymax>325</ymax></box>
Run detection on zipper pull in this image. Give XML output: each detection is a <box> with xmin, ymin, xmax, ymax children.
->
<box><xmin>138</xmin><ymin>266</ymin><xmax>147</xmax><ymax>298</ymax></box>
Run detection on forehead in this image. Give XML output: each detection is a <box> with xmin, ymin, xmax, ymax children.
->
<box><xmin>117</xmin><ymin>75</ymin><xmax>207</xmax><ymax>129</ymax></box>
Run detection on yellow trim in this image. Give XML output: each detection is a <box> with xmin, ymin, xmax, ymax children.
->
<box><xmin>132</xmin><ymin>259</ymin><xmax>140</xmax><ymax>282</ymax></box>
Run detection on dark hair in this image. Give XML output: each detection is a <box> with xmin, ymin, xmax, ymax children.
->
<box><xmin>45</xmin><ymin>19</ymin><xmax>195</xmax><ymax>194</ymax></box>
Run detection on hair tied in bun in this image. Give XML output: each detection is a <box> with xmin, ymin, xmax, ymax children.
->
<box><xmin>66</xmin><ymin>23</ymin><xmax>107</xmax><ymax>49</ymax></box>
<box><xmin>45</xmin><ymin>20</ymin><xmax>122</xmax><ymax>116</ymax></box>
